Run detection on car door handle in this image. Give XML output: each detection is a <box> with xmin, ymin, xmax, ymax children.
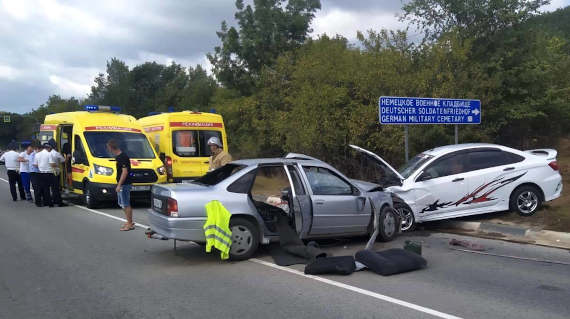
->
<box><xmin>503</xmin><ymin>167</ymin><xmax>515</xmax><ymax>171</ymax></box>
<box><xmin>452</xmin><ymin>177</ymin><xmax>464</xmax><ymax>182</ymax></box>
<box><xmin>203</xmin><ymin>161</ymin><xmax>209</xmax><ymax>164</ymax></box>
<box><xmin>315</xmin><ymin>200</ymin><xmax>325</xmax><ymax>205</ymax></box>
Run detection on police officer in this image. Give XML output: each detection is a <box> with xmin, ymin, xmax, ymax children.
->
<box><xmin>0</xmin><ymin>142</ymin><xmax>26</xmax><ymax>201</ymax></box>
<box><xmin>34</xmin><ymin>143</ymin><xmax>53</xmax><ymax>207</ymax></box>
<box><xmin>48</xmin><ymin>139</ymin><xmax>66</xmax><ymax>207</ymax></box>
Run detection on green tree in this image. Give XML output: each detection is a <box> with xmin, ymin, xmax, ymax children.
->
<box><xmin>208</xmin><ymin>0</ymin><xmax>321</xmax><ymax>94</ymax></box>
<box><xmin>401</xmin><ymin>0</ymin><xmax>550</xmax><ymax>41</ymax></box>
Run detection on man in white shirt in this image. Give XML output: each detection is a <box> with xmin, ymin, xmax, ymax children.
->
<box><xmin>48</xmin><ymin>139</ymin><xmax>66</xmax><ymax>207</ymax></box>
<box><xmin>18</xmin><ymin>144</ymin><xmax>34</xmax><ymax>201</ymax></box>
<box><xmin>0</xmin><ymin>142</ymin><xmax>26</xmax><ymax>201</ymax></box>
<box><xmin>34</xmin><ymin>143</ymin><xmax>54</xmax><ymax>207</ymax></box>
<box><xmin>28</xmin><ymin>142</ymin><xmax>42</xmax><ymax>206</ymax></box>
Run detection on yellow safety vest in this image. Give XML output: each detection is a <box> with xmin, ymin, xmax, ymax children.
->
<box><xmin>204</xmin><ymin>200</ymin><xmax>233</xmax><ymax>260</ymax></box>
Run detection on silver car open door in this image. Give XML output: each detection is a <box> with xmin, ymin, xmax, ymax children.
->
<box><xmin>284</xmin><ymin>165</ymin><xmax>312</xmax><ymax>239</ymax></box>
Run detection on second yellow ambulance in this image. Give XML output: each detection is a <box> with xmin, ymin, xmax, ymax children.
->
<box><xmin>138</xmin><ymin>111</ymin><xmax>228</xmax><ymax>182</ymax></box>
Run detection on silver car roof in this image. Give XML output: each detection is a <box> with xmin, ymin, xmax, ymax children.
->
<box><xmin>232</xmin><ymin>158</ymin><xmax>328</xmax><ymax>167</ymax></box>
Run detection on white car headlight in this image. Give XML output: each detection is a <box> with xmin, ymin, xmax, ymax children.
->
<box><xmin>157</xmin><ymin>165</ymin><xmax>166</xmax><ymax>175</ymax></box>
<box><xmin>94</xmin><ymin>164</ymin><xmax>114</xmax><ymax>176</ymax></box>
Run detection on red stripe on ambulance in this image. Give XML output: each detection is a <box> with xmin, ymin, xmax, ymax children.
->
<box><xmin>170</xmin><ymin>122</ymin><xmax>223</xmax><ymax>128</ymax></box>
<box><xmin>84</xmin><ymin>126</ymin><xmax>141</xmax><ymax>132</ymax></box>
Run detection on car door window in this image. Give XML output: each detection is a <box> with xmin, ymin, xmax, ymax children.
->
<box><xmin>73</xmin><ymin>135</ymin><xmax>88</xmax><ymax>165</ymax></box>
<box><xmin>250</xmin><ymin>166</ymin><xmax>291</xmax><ymax>203</ymax></box>
<box><xmin>287</xmin><ymin>166</ymin><xmax>306</xmax><ymax>195</ymax></box>
<box><xmin>423</xmin><ymin>153</ymin><xmax>468</xmax><ymax>180</ymax></box>
<box><xmin>303</xmin><ymin>166</ymin><xmax>353</xmax><ymax>195</ymax></box>
<box><xmin>227</xmin><ymin>169</ymin><xmax>257</xmax><ymax>194</ymax></box>
<box><xmin>465</xmin><ymin>150</ymin><xmax>523</xmax><ymax>172</ymax></box>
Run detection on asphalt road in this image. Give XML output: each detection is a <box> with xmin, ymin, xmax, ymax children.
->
<box><xmin>1</xmin><ymin>170</ymin><xmax>569</xmax><ymax>319</ymax></box>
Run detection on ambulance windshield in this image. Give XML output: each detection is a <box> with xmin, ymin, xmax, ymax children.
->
<box><xmin>84</xmin><ymin>132</ymin><xmax>156</xmax><ymax>159</ymax></box>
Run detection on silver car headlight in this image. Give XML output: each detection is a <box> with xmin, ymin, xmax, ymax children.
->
<box><xmin>157</xmin><ymin>165</ymin><xmax>166</xmax><ymax>175</ymax></box>
<box><xmin>94</xmin><ymin>164</ymin><xmax>114</xmax><ymax>176</ymax></box>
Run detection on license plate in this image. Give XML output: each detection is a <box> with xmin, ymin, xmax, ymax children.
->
<box><xmin>153</xmin><ymin>198</ymin><xmax>162</xmax><ymax>209</ymax></box>
<box><xmin>132</xmin><ymin>185</ymin><xmax>150</xmax><ymax>191</ymax></box>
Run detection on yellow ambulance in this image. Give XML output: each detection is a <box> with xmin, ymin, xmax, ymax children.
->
<box><xmin>138</xmin><ymin>110</ymin><xmax>228</xmax><ymax>182</ymax></box>
<box><xmin>40</xmin><ymin>105</ymin><xmax>167</xmax><ymax>208</ymax></box>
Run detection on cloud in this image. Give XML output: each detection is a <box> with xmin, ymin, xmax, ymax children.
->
<box><xmin>311</xmin><ymin>9</ymin><xmax>407</xmax><ymax>40</ymax></box>
<box><xmin>0</xmin><ymin>0</ymin><xmax>234</xmax><ymax>113</ymax></box>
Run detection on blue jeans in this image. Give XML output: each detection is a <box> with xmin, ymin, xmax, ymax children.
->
<box><xmin>117</xmin><ymin>184</ymin><xmax>132</xmax><ymax>209</ymax></box>
<box><xmin>20</xmin><ymin>172</ymin><xmax>32</xmax><ymax>199</ymax></box>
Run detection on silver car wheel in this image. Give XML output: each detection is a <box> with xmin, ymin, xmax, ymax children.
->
<box><xmin>397</xmin><ymin>206</ymin><xmax>414</xmax><ymax>232</ymax></box>
<box><xmin>383</xmin><ymin>211</ymin><xmax>396</xmax><ymax>237</ymax></box>
<box><xmin>230</xmin><ymin>225</ymin><xmax>253</xmax><ymax>256</ymax></box>
<box><xmin>517</xmin><ymin>191</ymin><xmax>538</xmax><ymax>214</ymax></box>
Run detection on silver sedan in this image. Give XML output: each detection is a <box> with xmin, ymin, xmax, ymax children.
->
<box><xmin>147</xmin><ymin>155</ymin><xmax>399</xmax><ymax>260</ymax></box>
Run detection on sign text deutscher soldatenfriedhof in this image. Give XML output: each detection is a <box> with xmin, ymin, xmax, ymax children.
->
<box><xmin>379</xmin><ymin>96</ymin><xmax>481</xmax><ymax>125</ymax></box>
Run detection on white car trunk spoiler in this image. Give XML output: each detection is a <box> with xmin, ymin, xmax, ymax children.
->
<box><xmin>525</xmin><ymin>149</ymin><xmax>558</xmax><ymax>160</ymax></box>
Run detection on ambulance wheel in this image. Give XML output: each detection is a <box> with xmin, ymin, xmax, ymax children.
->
<box><xmin>229</xmin><ymin>217</ymin><xmax>259</xmax><ymax>261</ymax></box>
<box><xmin>83</xmin><ymin>182</ymin><xmax>98</xmax><ymax>209</ymax></box>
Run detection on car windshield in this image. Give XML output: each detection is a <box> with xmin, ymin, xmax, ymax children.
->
<box><xmin>398</xmin><ymin>153</ymin><xmax>434</xmax><ymax>178</ymax></box>
<box><xmin>194</xmin><ymin>164</ymin><xmax>246</xmax><ymax>186</ymax></box>
<box><xmin>84</xmin><ymin>132</ymin><xmax>156</xmax><ymax>158</ymax></box>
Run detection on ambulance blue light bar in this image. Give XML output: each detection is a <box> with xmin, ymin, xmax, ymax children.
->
<box><xmin>84</xmin><ymin>105</ymin><xmax>121</xmax><ymax>113</ymax></box>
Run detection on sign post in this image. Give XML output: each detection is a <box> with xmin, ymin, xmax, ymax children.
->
<box><xmin>379</xmin><ymin>96</ymin><xmax>481</xmax><ymax>161</ymax></box>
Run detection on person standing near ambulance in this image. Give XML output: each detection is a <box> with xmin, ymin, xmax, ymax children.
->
<box><xmin>207</xmin><ymin>137</ymin><xmax>232</xmax><ymax>171</ymax></box>
<box><xmin>106</xmin><ymin>139</ymin><xmax>134</xmax><ymax>231</ymax></box>
<box><xmin>0</xmin><ymin>142</ymin><xmax>26</xmax><ymax>201</ymax></box>
<box><xmin>34</xmin><ymin>143</ymin><xmax>53</xmax><ymax>207</ymax></box>
<box><xmin>48</xmin><ymin>138</ymin><xmax>66</xmax><ymax>207</ymax></box>
<box><xmin>28</xmin><ymin>141</ymin><xmax>42</xmax><ymax>206</ymax></box>
<box><xmin>18</xmin><ymin>144</ymin><xmax>34</xmax><ymax>201</ymax></box>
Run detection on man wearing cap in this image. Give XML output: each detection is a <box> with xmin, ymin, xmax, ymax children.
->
<box><xmin>34</xmin><ymin>143</ymin><xmax>53</xmax><ymax>207</ymax></box>
<box><xmin>0</xmin><ymin>142</ymin><xmax>26</xmax><ymax>201</ymax></box>
<box><xmin>207</xmin><ymin>136</ymin><xmax>232</xmax><ymax>171</ymax></box>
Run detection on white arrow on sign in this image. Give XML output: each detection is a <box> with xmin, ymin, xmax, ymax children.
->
<box><xmin>472</xmin><ymin>109</ymin><xmax>480</xmax><ymax>115</ymax></box>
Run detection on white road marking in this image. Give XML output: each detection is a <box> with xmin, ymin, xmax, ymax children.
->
<box><xmin>0</xmin><ymin>175</ymin><xmax>461</xmax><ymax>318</ymax></box>
<box><xmin>0</xmin><ymin>176</ymin><xmax>149</xmax><ymax>229</ymax></box>
<box><xmin>251</xmin><ymin>258</ymin><xmax>462</xmax><ymax>319</ymax></box>
<box><xmin>73</xmin><ymin>204</ymin><xmax>151</xmax><ymax>229</ymax></box>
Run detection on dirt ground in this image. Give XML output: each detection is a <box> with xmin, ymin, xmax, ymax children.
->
<box><xmin>461</xmin><ymin>138</ymin><xmax>570</xmax><ymax>232</ymax></box>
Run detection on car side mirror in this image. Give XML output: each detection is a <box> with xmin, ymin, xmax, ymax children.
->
<box><xmin>159</xmin><ymin>152</ymin><xmax>166</xmax><ymax>163</ymax></box>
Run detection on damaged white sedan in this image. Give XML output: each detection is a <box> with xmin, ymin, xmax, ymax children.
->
<box><xmin>350</xmin><ymin>144</ymin><xmax>563</xmax><ymax>231</ymax></box>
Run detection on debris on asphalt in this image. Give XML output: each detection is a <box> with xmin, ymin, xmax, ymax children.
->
<box><xmin>404</xmin><ymin>240</ymin><xmax>422</xmax><ymax>255</ymax></box>
<box><xmin>304</xmin><ymin>256</ymin><xmax>356</xmax><ymax>275</ymax></box>
<box><xmin>449</xmin><ymin>238</ymin><xmax>486</xmax><ymax>251</ymax></box>
<box><xmin>355</xmin><ymin>249</ymin><xmax>427</xmax><ymax>276</ymax></box>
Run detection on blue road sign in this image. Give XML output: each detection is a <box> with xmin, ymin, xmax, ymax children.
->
<box><xmin>379</xmin><ymin>96</ymin><xmax>481</xmax><ymax>125</ymax></box>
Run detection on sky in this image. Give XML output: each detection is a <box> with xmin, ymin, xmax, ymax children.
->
<box><xmin>0</xmin><ymin>0</ymin><xmax>568</xmax><ymax>114</ymax></box>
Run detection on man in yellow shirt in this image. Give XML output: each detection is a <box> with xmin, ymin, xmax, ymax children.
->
<box><xmin>207</xmin><ymin>137</ymin><xmax>232</xmax><ymax>171</ymax></box>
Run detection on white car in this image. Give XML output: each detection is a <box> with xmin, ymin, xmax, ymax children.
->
<box><xmin>350</xmin><ymin>144</ymin><xmax>563</xmax><ymax>231</ymax></box>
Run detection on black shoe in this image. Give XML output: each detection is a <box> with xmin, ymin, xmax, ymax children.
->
<box><xmin>58</xmin><ymin>203</ymin><xmax>68</xmax><ymax>207</ymax></box>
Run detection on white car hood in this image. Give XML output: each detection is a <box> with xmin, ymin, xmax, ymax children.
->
<box><xmin>349</xmin><ymin>145</ymin><xmax>405</xmax><ymax>186</ymax></box>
